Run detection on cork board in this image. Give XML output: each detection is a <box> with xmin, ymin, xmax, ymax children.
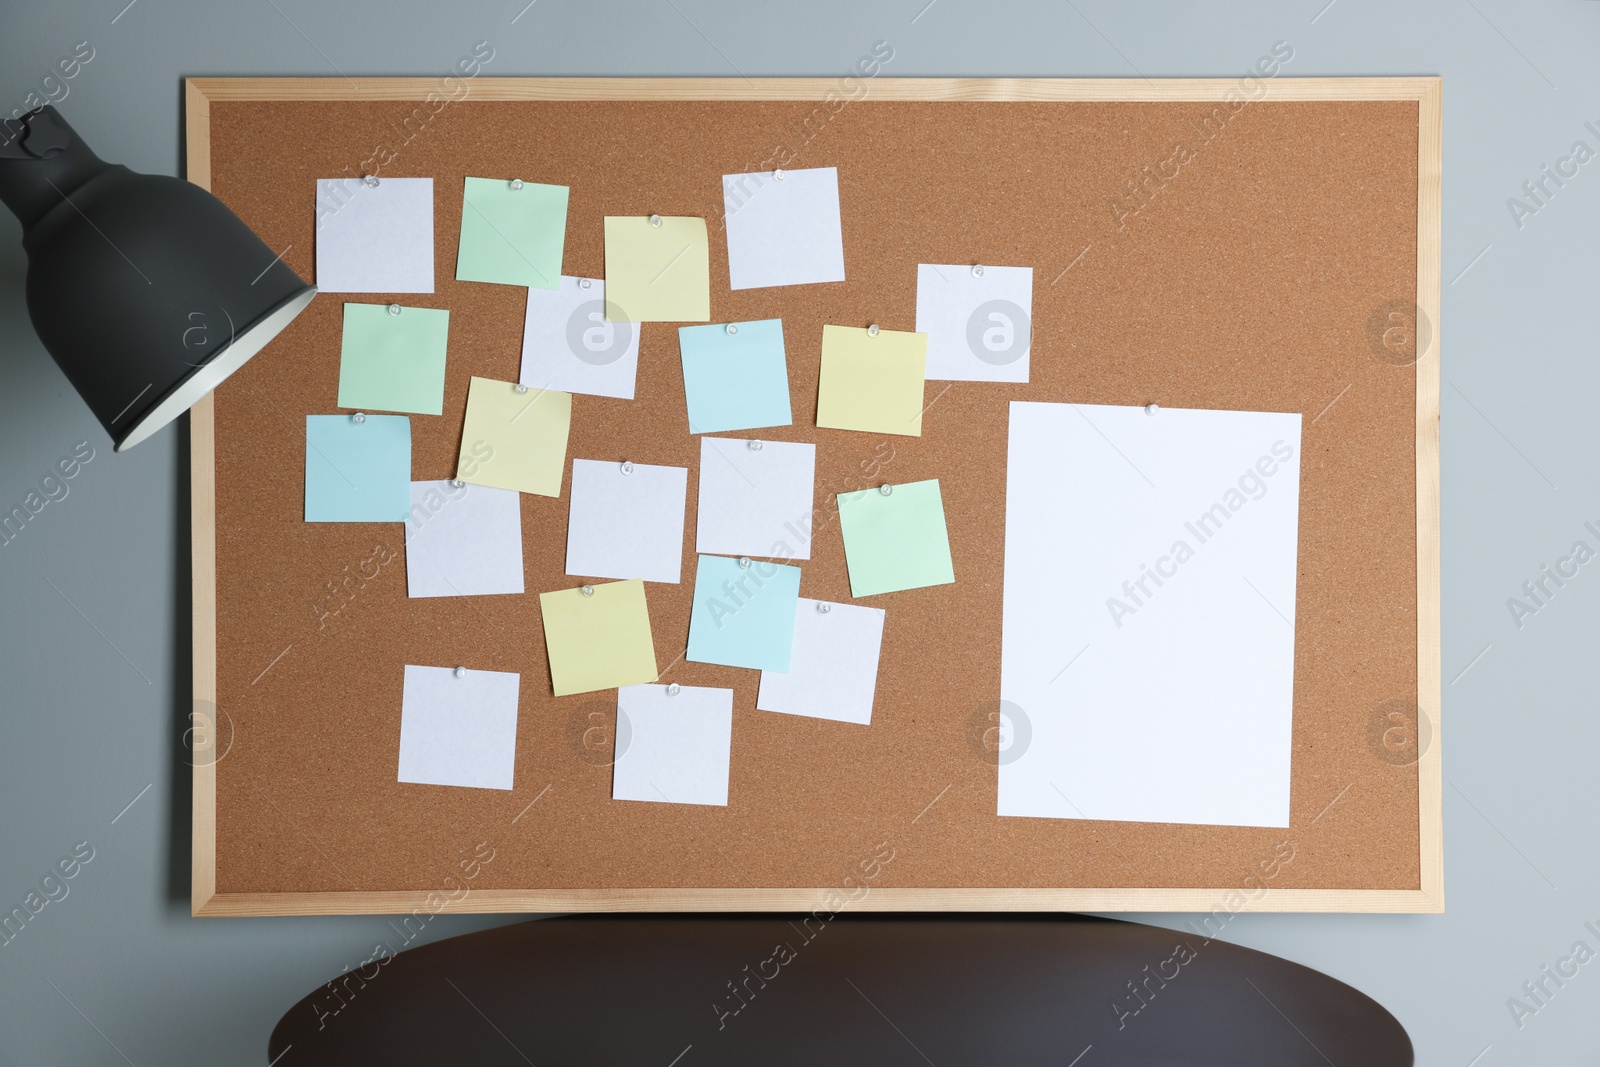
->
<box><xmin>188</xmin><ymin>78</ymin><xmax>1442</xmax><ymax>916</ymax></box>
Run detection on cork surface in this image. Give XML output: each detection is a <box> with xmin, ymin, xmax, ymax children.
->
<box><xmin>207</xmin><ymin>95</ymin><xmax>1419</xmax><ymax>896</ymax></box>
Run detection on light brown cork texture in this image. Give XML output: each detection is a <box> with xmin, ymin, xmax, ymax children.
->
<box><xmin>197</xmin><ymin>82</ymin><xmax>1431</xmax><ymax>910</ymax></box>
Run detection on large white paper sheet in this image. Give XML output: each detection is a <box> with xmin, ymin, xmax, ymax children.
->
<box><xmin>999</xmin><ymin>401</ymin><xmax>1302</xmax><ymax>828</ymax></box>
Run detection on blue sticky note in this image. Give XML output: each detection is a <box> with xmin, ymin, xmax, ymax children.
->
<box><xmin>305</xmin><ymin>414</ymin><xmax>411</xmax><ymax>522</ymax></box>
<box><xmin>678</xmin><ymin>319</ymin><xmax>792</xmax><ymax>434</ymax></box>
<box><xmin>686</xmin><ymin>553</ymin><xmax>801</xmax><ymax>671</ymax></box>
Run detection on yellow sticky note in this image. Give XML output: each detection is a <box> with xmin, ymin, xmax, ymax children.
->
<box><xmin>816</xmin><ymin>325</ymin><xmax>928</xmax><ymax>437</ymax></box>
<box><xmin>457</xmin><ymin>376</ymin><xmax>571</xmax><ymax>497</ymax></box>
<box><xmin>538</xmin><ymin>580</ymin><xmax>660</xmax><ymax>696</ymax></box>
<box><xmin>603</xmin><ymin>216</ymin><xmax>711</xmax><ymax>323</ymax></box>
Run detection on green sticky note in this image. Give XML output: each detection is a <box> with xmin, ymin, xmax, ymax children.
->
<box><xmin>456</xmin><ymin>376</ymin><xmax>571</xmax><ymax>497</ymax></box>
<box><xmin>837</xmin><ymin>478</ymin><xmax>955</xmax><ymax>597</ymax></box>
<box><xmin>456</xmin><ymin>177</ymin><xmax>568</xmax><ymax>288</ymax></box>
<box><xmin>816</xmin><ymin>324</ymin><xmax>927</xmax><ymax>437</ymax></box>
<box><xmin>337</xmin><ymin>303</ymin><xmax>450</xmax><ymax>416</ymax></box>
<box><xmin>603</xmin><ymin>216</ymin><xmax>711</xmax><ymax>322</ymax></box>
<box><xmin>538</xmin><ymin>579</ymin><xmax>660</xmax><ymax>696</ymax></box>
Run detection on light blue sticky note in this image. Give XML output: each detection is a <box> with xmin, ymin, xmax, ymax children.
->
<box><xmin>686</xmin><ymin>553</ymin><xmax>801</xmax><ymax>671</ymax></box>
<box><xmin>678</xmin><ymin>319</ymin><xmax>792</xmax><ymax>434</ymax></box>
<box><xmin>305</xmin><ymin>414</ymin><xmax>412</xmax><ymax>522</ymax></box>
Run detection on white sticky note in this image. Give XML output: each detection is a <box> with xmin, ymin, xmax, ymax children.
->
<box><xmin>519</xmin><ymin>276</ymin><xmax>641</xmax><ymax>399</ymax></box>
<box><xmin>404</xmin><ymin>480</ymin><xmax>525</xmax><ymax>598</ymax></box>
<box><xmin>398</xmin><ymin>665</ymin><xmax>520</xmax><ymax>791</ymax></box>
<box><xmin>723</xmin><ymin>166</ymin><xmax>846</xmax><ymax>290</ymax></box>
<box><xmin>916</xmin><ymin>264</ymin><xmax>1033</xmax><ymax>383</ymax></box>
<box><xmin>566</xmin><ymin>459</ymin><xmax>689</xmax><ymax>584</ymax></box>
<box><xmin>1000</xmin><ymin>401</ymin><xmax>1302</xmax><ymax>828</ymax></box>
<box><xmin>612</xmin><ymin>683</ymin><xmax>733</xmax><ymax>806</ymax></box>
<box><xmin>314</xmin><ymin>178</ymin><xmax>434</xmax><ymax>294</ymax></box>
<box><xmin>696</xmin><ymin>437</ymin><xmax>816</xmax><ymax>560</ymax></box>
<box><xmin>758</xmin><ymin>599</ymin><xmax>886</xmax><ymax>725</ymax></box>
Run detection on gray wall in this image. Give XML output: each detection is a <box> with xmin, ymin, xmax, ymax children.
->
<box><xmin>1</xmin><ymin>1</ymin><xmax>1593</xmax><ymax>1063</ymax></box>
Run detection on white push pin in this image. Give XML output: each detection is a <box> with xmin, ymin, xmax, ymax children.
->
<box><xmin>817</xmin><ymin>602</ymin><xmax>831</xmax><ymax>614</ymax></box>
<box><xmin>388</xmin><ymin>304</ymin><xmax>401</xmax><ymax>316</ymax></box>
<box><xmin>1145</xmin><ymin>403</ymin><xmax>1159</xmax><ymax>416</ymax></box>
<box><xmin>726</xmin><ymin>323</ymin><xmax>738</xmax><ymax>335</ymax></box>
<box><xmin>739</xmin><ymin>557</ymin><xmax>752</xmax><ymax>569</ymax></box>
<box><xmin>774</xmin><ymin>168</ymin><xmax>785</xmax><ymax>181</ymax></box>
<box><xmin>620</xmin><ymin>460</ymin><xmax>634</xmax><ymax>476</ymax></box>
<box><xmin>867</xmin><ymin>324</ymin><xmax>880</xmax><ymax>336</ymax></box>
<box><xmin>509</xmin><ymin>178</ymin><xmax>524</xmax><ymax>190</ymax></box>
<box><xmin>351</xmin><ymin>412</ymin><xmax>366</xmax><ymax>424</ymax></box>
<box><xmin>362</xmin><ymin>174</ymin><xmax>379</xmax><ymax>187</ymax></box>
<box><xmin>880</xmin><ymin>484</ymin><xmax>893</xmax><ymax>496</ymax></box>
<box><xmin>450</xmin><ymin>478</ymin><xmax>464</xmax><ymax>489</ymax></box>
<box><xmin>454</xmin><ymin>666</ymin><xmax>467</xmax><ymax>679</ymax></box>
<box><xmin>649</xmin><ymin>214</ymin><xmax>662</xmax><ymax>228</ymax></box>
<box><xmin>581</xmin><ymin>585</ymin><xmax>595</xmax><ymax>597</ymax></box>
<box><xmin>579</xmin><ymin>278</ymin><xmax>592</xmax><ymax>289</ymax></box>
<box><xmin>972</xmin><ymin>264</ymin><xmax>985</xmax><ymax>278</ymax></box>
<box><xmin>667</xmin><ymin>682</ymin><xmax>682</xmax><ymax>696</ymax></box>
<box><xmin>514</xmin><ymin>383</ymin><xmax>528</xmax><ymax>394</ymax></box>
<box><xmin>748</xmin><ymin>439</ymin><xmax>762</xmax><ymax>451</ymax></box>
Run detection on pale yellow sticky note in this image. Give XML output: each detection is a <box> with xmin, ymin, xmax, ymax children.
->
<box><xmin>603</xmin><ymin>216</ymin><xmax>711</xmax><ymax>323</ymax></box>
<box><xmin>457</xmin><ymin>376</ymin><xmax>571</xmax><ymax>497</ymax></box>
<box><xmin>815</xmin><ymin>325</ymin><xmax>928</xmax><ymax>437</ymax></box>
<box><xmin>538</xmin><ymin>579</ymin><xmax>659</xmax><ymax>696</ymax></box>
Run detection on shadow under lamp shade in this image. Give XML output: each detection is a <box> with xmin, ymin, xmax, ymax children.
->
<box><xmin>0</xmin><ymin>106</ymin><xmax>315</xmax><ymax>451</ymax></box>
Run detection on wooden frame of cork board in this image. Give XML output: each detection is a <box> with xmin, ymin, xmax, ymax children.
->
<box><xmin>187</xmin><ymin>76</ymin><xmax>1441</xmax><ymax>917</ymax></box>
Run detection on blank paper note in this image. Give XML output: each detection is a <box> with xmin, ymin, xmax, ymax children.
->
<box><xmin>337</xmin><ymin>303</ymin><xmax>450</xmax><ymax>416</ymax></box>
<box><xmin>837</xmin><ymin>479</ymin><xmax>954</xmax><ymax>597</ymax></box>
<box><xmin>612</xmin><ymin>683</ymin><xmax>733</xmax><ymax>807</ymax></box>
<box><xmin>679</xmin><ymin>319</ymin><xmax>792</xmax><ymax>434</ymax></box>
<box><xmin>314</xmin><ymin>177</ymin><xmax>434</xmax><ymax>294</ymax></box>
<box><xmin>757</xmin><ymin>599</ymin><xmax>885</xmax><ymax>725</ymax></box>
<box><xmin>456</xmin><ymin>376</ymin><xmax>571</xmax><ymax>497</ymax></box>
<box><xmin>397</xmin><ymin>664</ymin><xmax>519</xmax><ymax>791</ymax></box>
<box><xmin>916</xmin><ymin>264</ymin><xmax>1033</xmax><ymax>383</ymax></box>
<box><xmin>455</xmin><ymin>177</ymin><xmax>568</xmax><ymax>288</ymax></box>
<box><xmin>304</xmin><ymin>414</ymin><xmax>411</xmax><ymax>522</ymax></box>
<box><xmin>686</xmin><ymin>554</ymin><xmax>802</xmax><ymax>672</ymax></box>
<box><xmin>520</xmin><ymin>277</ymin><xmax>641</xmax><ymax>399</ymax></box>
<box><xmin>405</xmin><ymin>480</ymin><xmax>524</xmax><ymax>598</ymax></box>
<box><xmin>538</xmin><ymin>579</ymin><xmax>659</xmax><ymax>696</ymax></box>
<box><xmin>722</xmin><ymin>166</ymin><xmax>846</xmax><ymax>290</ymax></box>
<box><xmin>999</xmin><ymin>401</ymin><xmax>1302</xmax><ymax>828</ymax></box>
<box><xmin>696</xmin><ymin>437</ymin><xmax>815</xmax><ymax>560</ymax></box>
<box><xmin>566</xmin><ymin>458</ymin><xmax>689</xmax><ymax>584</ymax></box>
<box><xmin>603</xmin><ymin>216</ymin><xmax>710</xmax><ymax>322</ymax></box>
<box><xmin>816</xmin><ymin>325</ymin><xmax>927</xmax><ymax>436</ymax></box>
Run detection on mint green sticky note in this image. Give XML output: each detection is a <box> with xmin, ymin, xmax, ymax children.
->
<box><xmin>456</xmin><ymin>177</ymin><xmax>568</xmax><ymax>288</ymax></box>
<box><xmin>337</xmin><ymin>303</ymin><xmax>450</xmax><ymax>416</ymax></box>
<box><xmin>837</xmin><ymin>478</ymin><xmax>955</xmax><ymax>597</ymax></box>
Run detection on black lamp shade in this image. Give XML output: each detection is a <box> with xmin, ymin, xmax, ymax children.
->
<box><xmin>0</xmin><ymin>106</ymin><xmax>315</xmax><ymax>451</ymax></box>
